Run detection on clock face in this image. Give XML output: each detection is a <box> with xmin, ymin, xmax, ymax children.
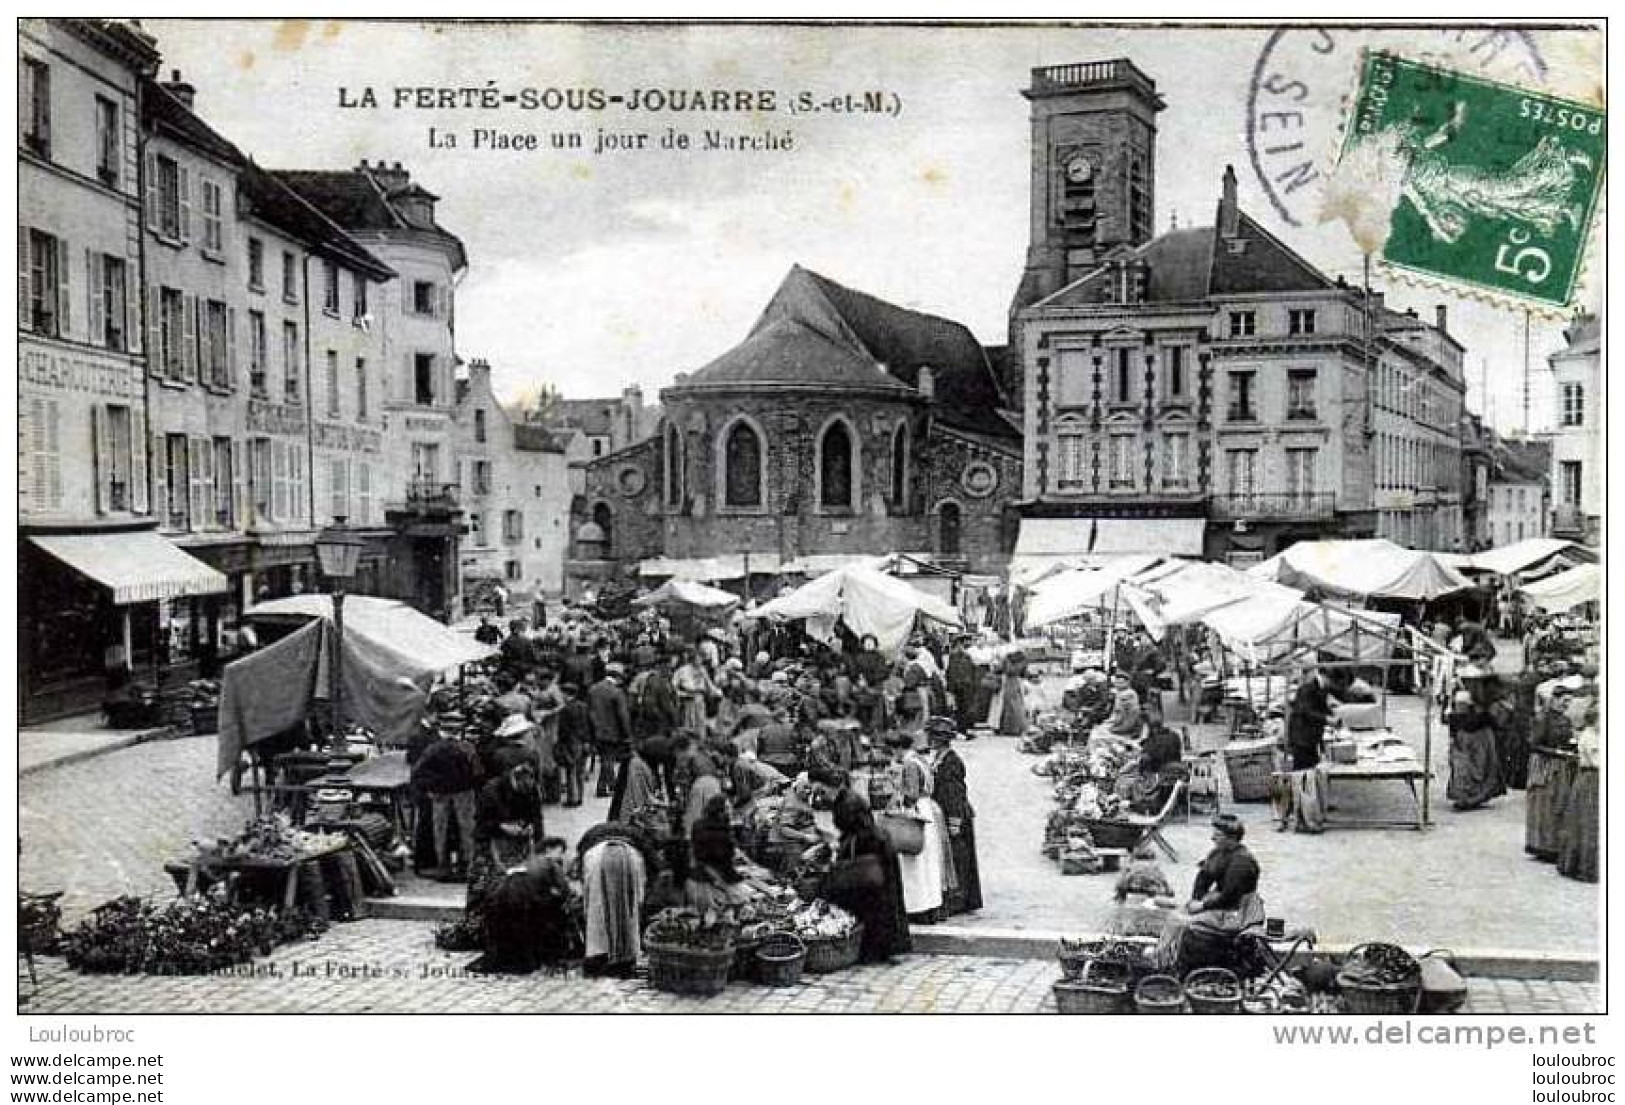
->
<box><xmin>1064</xmin><ymin>154</ymin><xmax>1093</xmax><ymax>184</ymax></box>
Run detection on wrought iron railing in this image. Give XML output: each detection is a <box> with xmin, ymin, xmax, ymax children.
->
<box><xmin>1210</xmin><ymin>492</ymin><xmax>1335</xmax><ymax>519</ymax></box>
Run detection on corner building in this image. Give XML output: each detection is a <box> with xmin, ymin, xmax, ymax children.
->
<box><xmin>1010</xmin><ymin>60</ymin><xmax>1466</xmax><ymax>569</ymax></box>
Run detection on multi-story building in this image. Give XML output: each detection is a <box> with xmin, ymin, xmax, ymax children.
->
<box><xmin>1459</xmin><ymin>412</ymin><xmax>1494</xmax><ymax>552</ymax></box>
<box><xmin>17</xmin><ymin>20</ymin><xmax>212</xmax><ymax>722</ymax></box>
<box><xmin>278</xmin><ymin>161</ymin><xmax>469</xmax><ymax>620</ymax></box>
<box><xmin>1546</xmin><ymin>313</ymin><xmax>1600</xmax><ymax>546</ymax></box>
<box><xmin>452</xmin><ymin>359</ymin><xmax>570</xmax><ymax>610</ymax></box>
<box><xmin>1009</xmin><ymin>60</ymin><xmax>1466</xmax><ymax>569</ymax></box>
<box><xmin>138</xmin><ymin>77</ymin><xmax>398</xmax><ymax>674</ymax></box>
<box><xmin>546</xmin><ymin>387</ymin><xmax>659</xmax><ymax>495</ymax></box>
<box><xmin>1486</xmin><ymin>436</ymin><xmax>1551</xmax><ymax>548</ymax></box>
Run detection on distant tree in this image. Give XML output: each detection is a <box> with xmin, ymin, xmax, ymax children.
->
<box><xmin>514</xmin><ymin>381</ymin><xmax>564</xmax><ymax>424</ymax></box>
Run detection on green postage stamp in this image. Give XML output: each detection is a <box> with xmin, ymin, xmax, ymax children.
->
<box><xmin>1338</xmin><ymin>51</ymin><xmax>1604</xmax><ymax>310</ymax></box>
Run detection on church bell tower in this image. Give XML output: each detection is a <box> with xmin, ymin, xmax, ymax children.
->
<box><xmin>1007</xmin><ymin>59</ymin><xmax>1164</xmax><ymax>329</ymax></box>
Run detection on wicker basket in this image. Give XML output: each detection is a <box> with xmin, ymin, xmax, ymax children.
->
<box><xmin>1058</xmin><ymin>939</ymin><xmax>1154</xmax><ymax>982</ymax></box>
<box><xmin>1133</xmin><ymin>973</ymin><xmax>1186</xmax><ymax>1014</ymax></box>
<box><xmin>1079</xmin><ymin>818</ymin><xmax>1145</xmax><ymax>850</ymax></box>
<box><xmin>802</xmin><ymin>925</ymin><xmax>864</xmax><ymax>974</ymax></box>
<box><xmin>877</xmin><ymin>812</ymin><xmax>926</xmax><ymax>856</ymax></box>
<box><xmin>730</xmin><ymin>937</ymin><xmax>764</xmax><ymax>981</ymax></box>
<box><xmin>1337</xmin><ymin>943</ymin><xmax>1422</xmax><ymax>1015</ymax></box>
<box><xmin>1053</xmin><ymin>959</ymin><xmax>1132</xmax><ymax>1015</ymax></box>
<box><xmin>1184</xmin><ymin>967</ymin><xmax>1244</xmax><ymax>1014</ymax></box>
<box><xmin>754</xmin><ymin>932</ymin><xmax>807</xmax><ymax>987</ymax></box>
<box><xmin>1223</xmin><ymin>742</ymin><xmax>1279</xmax><ymax>803</ymax></box>
<box><xmin>645</xmin><ymin>940</ymin><xmax>736</xmax><ymax>997</ymax></box>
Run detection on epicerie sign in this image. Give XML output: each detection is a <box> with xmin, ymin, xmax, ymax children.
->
<box><xmin>20</xmin><ymin>343</ymin><xmax>141</xmax><ymax>399</ymax></box>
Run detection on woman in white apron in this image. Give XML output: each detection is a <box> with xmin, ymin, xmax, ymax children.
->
<box><xmin>888</xmin><ymin>735</ymin><xmax>953</xmax><ymax>923</ymax></box>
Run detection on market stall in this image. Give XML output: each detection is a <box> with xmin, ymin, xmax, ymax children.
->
<box><xmin>753</xmin><ymin>563</ymin><xmax>962</xmax><ymax>656</ymax></box>
<box><xmin>1248</xmin><ymin>539</ymin><xmax>1475</xmax><ymax>603</ymax></box>
<box><xmin>1518</xmin><ymin>562</ymin><xmax>1600</xmax><ymax>615</ymax></box>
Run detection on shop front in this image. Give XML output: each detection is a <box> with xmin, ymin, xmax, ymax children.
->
<box><xmin>21</xmin><ymin>523</ymin><xmax>229</xmax><ymax>725</ymax></box>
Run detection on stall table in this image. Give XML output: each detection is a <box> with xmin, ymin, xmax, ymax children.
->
<box><xmin>167</xmin><ymin>838</ymin><xmax>353</xmax><ymax>918</ymax></box>
<box><xmin>1274</xmin><ymin>760</ymin><xmax>1432</xmax><ymax>831</ymax></box>
<box><xmin>300</xmin><ymin>751</ymin><xmax>414</xmax><ymax>842</ymax></box>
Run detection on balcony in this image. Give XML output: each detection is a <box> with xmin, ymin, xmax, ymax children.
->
<box><xmin>1551</xmin><ymin>504</ymin><xmax>1587</xmax><ymax>536</ymax></box>
<box><xmin>1211</xmin><ymin>492</ymin><xmax>1335</xmax><ymax>521</ymax></box>
<box><xmin>407</xmin><ymin>478</ymin><xmax>459</xmax><ymax>508</ymax></box>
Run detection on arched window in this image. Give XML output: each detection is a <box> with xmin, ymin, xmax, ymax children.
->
<box><xmin>938</xmin><ymin>501</ymin><xmax>962</xmax><ymax>556</ymax></box>
<box><xmin>890</xmin><ymin>422</ymin><xmax>909</xmax><ymax>511</ymax></box>
<box><xmin>592</xmin><ymin>501</ymin><xmax>613</xmax><ymax>557</ymax></box>
<box><xmin>818</xmin><ymin>419</ymin><xmax>855</xmax><ymax>510</ymax></box>
<box><xmin>663</xmin><ymin>423</ymin><xmax>684</xmax><ymax>509</ymax></box>
<box><xmin>722</xmin><ymin>419</ymin><xmax>764</xmax><ymax>508</ymax></box>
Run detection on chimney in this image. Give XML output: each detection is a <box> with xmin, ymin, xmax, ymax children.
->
<box><xmin>621</xmin><ymin>384</ymin><xmax>643</xmax><ymax>411</ymax></box>
<box><xmin>917</xmin><ymin>365</ymin><xmax>936</xmax><ymax>401</ymax></box>
<box><xmin>1435</xmin><ymin>304</ymin><xmax>1448</xmax><ymax>334</ymax></box>
<box><xmin>368</xmin><ymin>160</ymin><xmax>410</xmax><ymax>192</ymax></box>
<box><xmin>1219</xmin><ymin>165</ymin><xmax>1240</xmax><ymax>238</ymax></box>
<box><xmin>162</xmin><ymin>68</ymin><xmax>196</xmax><ymax>110</ymax></box>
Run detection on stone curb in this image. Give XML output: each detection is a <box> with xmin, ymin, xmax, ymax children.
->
<box><xmin>364</xmin><ymin>899</ymin><xmax>1598</xmax><ymax>982</ymax></box>
<box><xmin>18</xmin><ymin>727</ymin><xmax>168</xmax><ymax>778</ymax></box>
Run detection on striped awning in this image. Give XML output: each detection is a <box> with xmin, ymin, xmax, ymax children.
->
<box><xmin>29</xmin><ymin>531</ymin><xmax>229</xmax><ymax>605</ymax></box>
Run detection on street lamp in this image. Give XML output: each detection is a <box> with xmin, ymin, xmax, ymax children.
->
<box><xmin>315</xmin><ymin>520</ymin><xmax>367</xmax><ymax>750</ymax></box>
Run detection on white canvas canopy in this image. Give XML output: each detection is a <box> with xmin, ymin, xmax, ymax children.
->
<box><xmin>1248</xmin><ymin>538</ymin><xmax>1474</xmax><ymax>601</ymax></box>
<box><xmin>1471</xmin><ymin>538</ymin><xmax>1597</xmax><ymax>579</ymax></box>
<box><xmin>1519</xmin><ymin>563</ymin><xmax>1600</xmax><ymax>614</ymax></box>
<box><xmin>248</xmin><ymin>594</ymin><xmax>495</xmax><ymax>676</ymax></box>
<box><xmin>1023</xmin><ymin>554</ymin><xmax>1163</xmax><ymax>628</ymax></box>
<box><xmin>754</xmin><ymin>564</ymin><xmax>961</xmax><ymax>656</ymax></box>
<box><xmin>632</xmin><ymin>578</ymin><xmax>741</xmax><ymax>611</ymax></box>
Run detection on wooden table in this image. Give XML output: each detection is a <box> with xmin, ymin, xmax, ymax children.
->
<box><xmin>302</xmin><ymin>752</ymin><xmax>414</xmax><ymax>842</ymax></box>
<box><xmin>1320</xmin><ymin>760</ymin><xmax>1432</xmax><ymax>830</ymax></box>
<box><xmin>171</xmin><ymin>839</ymin><xmax>353</xmax><ymax>917</ymax></box>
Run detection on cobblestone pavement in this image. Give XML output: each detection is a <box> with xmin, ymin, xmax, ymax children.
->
<box><xmin>19</xmin><ymin>735</ymin><xmax>255</xmax><ymax>925</ymax></box>
<box><xmin>18</xmin><ymin>919</ymin><xmax>1600</xmax><ymax>1015</ymax></box>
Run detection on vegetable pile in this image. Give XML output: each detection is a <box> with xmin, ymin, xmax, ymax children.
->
<box><xmin>1337</xmin><ymin>943</ymin><xmax>1421</xmax><ymax>987</ymax></box>
<box><xmin>200</xmin><ymin>814</ymin><xmax>347</xmax><ymax>864</ymax></box>
<box><xmin>62</xmin><ymin>887</ymin><xmax>326</xmax><ymax>975</ymax></box>
<box><xmin>644</xmin><ymin>907</ymin><xmax>739</xmax><ymax>951</ymax></box>
<box><xmin>783</xmin><ymin>899</ymin><xmax>858</xmax><ymax>941</ymax></box>
<box><xmin>1186</xmin><ymin>974</ymin><xmax>1242</xmax><ymax>1001</ymax></box>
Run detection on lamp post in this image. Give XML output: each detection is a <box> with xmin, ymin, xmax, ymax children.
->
<box><xmin>315</xmin><ymin>521</ymin><xmax>367</xmax><ymax>751</ymax></box>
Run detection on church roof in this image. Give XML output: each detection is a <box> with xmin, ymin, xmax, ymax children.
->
<box><xmin>673</xmin><ymin>265</ymin><xmax>1018</xmax><ymax>439</ymax></box>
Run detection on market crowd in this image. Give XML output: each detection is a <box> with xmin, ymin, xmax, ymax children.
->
<box><xmin>405</xmin><ymin>604</ymin><xmax>993</xmax><ymax>974</ymax></box>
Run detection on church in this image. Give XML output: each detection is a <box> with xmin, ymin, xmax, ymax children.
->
<box><xmin>572</xmin><ymin>264</ymin><xmax>1024</xmax><ymax>586</ymax></box>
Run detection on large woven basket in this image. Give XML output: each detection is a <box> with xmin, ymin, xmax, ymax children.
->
<box><xmin>1133</xmin><ymin>973</ymin><xmax>1186</xmax><ymax>1015</ymax></box>
<box><xmin>1337</xmin><ymin>943</ymin><xmax>1422</xmax><ymax>1015</ymax></box>
<box><xmin>802</xmin><ymin>925</ymin><xmax>864</xmax><ymax>974</ymax></box>
<box><xmin>1223</xmin><ymin>743</ymin><xmax>1278</xmax><ymax>803</ymax></box>
<box><xmin>1053</xmin><ymin>959</ymin><xmax>1132</xmax><ymax>1015</ymax></box>
<box><xmin>645</xmin><ymin>940</ymin><xmax>735</xmax><ymax>997</ymax></box>
<box><xmin>877</xmin><ymin>812</ymin><xmax>926</xmax><ymax>856</ymax></box>
<box><xmin>754</xmin><ymin>932</ymin><xmax>807</xmax><ymax>987</ymax></box>
<box><xmin>1184</xmin><ymin>967</ymin><xmax>1244</xmax><ymax>1014</ymax></box>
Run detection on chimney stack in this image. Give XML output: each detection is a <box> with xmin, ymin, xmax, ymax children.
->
<box><xmin>1219</xmin><ymin>165</ymin><xmax>1239</xmax><ymax>238</ymax></box>
<box><xmin>1435</xmin><ymin>304</ymin><xmax>1448</xmax><ymax>334</ymax></box>
<box><xmin>162</xmin><ymin>68</ymin><xmax>196</xmax><ymax>110</ymax></box>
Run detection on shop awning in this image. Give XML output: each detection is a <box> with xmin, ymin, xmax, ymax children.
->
<box><xmin>29</xmin><ymin>530</ymin><xmax>229</xmax><ymax>605</ymax></box>
<box><xmin>1014</xmin><ymin>517</ymin><xmax>1205</xmax><ymax>561</ymax></box>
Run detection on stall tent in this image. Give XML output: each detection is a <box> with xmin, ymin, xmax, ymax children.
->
<box><xmin>1518</xmin><ymin>563</ymin><xmax>1601</xmax><ymax>614</ymax></box>
<box><xmin>754</xmin><ymin>563</ymin><xmax>961</xmax><ymax>656</ymax></box>
<box><xmin>1248</xmin><ymin>538</ymin><xmax>1474</xmax><ymax>601</ymax></box>
<box><xmin>1471</xmin><ymin>538</ymin><xmax>1597</xmax><ymax>580</ymax></box>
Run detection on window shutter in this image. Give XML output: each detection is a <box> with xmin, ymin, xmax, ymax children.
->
<box><xmin>144</xmin><ymin>151</ymin><xmax>158</xmax><ymax>232</ymax></box>
<box><xmin>125</xmin><ymin>264</ymin><xmax>140</xmax><ymax>355</ymax></box>
<box><xmin>187</xmin><ymin>438</ymin><xmax>204</xmax><ymax>530</ymax></box>
<box><xmin>18</xmin><ymin>226</ymin><xmax>31</xmax><ymax>331</ymax></box>
<box><xmin>292</xmin><ymin>447</ymin><xmax>307</xmax><ymax>525</ymax></box>
<box><xmin>130</xmin><ymin>409</ymin><xmax>148</xmax><ymax>515</ymax></box>
<box><xmin>401</xmin><ymin>352</ymin><xmax>414</xmax><ymax>403</ymax></box>
<box><xmin>178</xmin><ymin>165</ymin><xmax>192</xmax><ymax>242</ymax></box>
<box><xmin>225</xmin><ymin>307</ymin><xmax>238</xmax><ymax>389</ymax></box>
<box><xmin>91</xmin><ymin>406</ymin><xmax>109</xmax><ymax>514</ymax></box>
<box><xmin>232</xmin><ymin>439</ymin><xmax>248</xmax><ymax>529</ymax></box>
<box><xmin>86</xmin><ymin>250</ymin><xmax>103</xmax><ymax>346</ymax></box>
<box><xmin>272</xmin><ymin>441</ymin><xmax>287</xmax><ymax>521</ymax></box>
<box><xmin>44</xmin><ymin>399</ymin><xmax>61</xmax><ymax>510</ymax></box>
<box><xmin>55</xmin><ymin>236</ymin><xmax>71</xmax><ymax>339</ymax></box>
<box><xmin>151</xmin><ymin>431</ymin><xmax>169</xmax><ymax>527</ymax></box>
<box><xmin>182</xmin><ymin>295</ymin><xmax>198</xmax><ymax>381</ymax></box>
<box><xmin>146</xmin><ymin>287</ymin><xmax>162</xmax><ymax>375</ymax></box>
<box><xmin>199</xmin><ymin>438</ymin><xmax>216</xmax><ymax>527</ymax></box>
<box><xmin>357</xmin><ymin>462</ymin><xmax>372</xmax><ymax>526</ymax></box>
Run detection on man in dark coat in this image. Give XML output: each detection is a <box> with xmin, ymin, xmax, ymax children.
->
<box><xmin>588</xmin><ymin>663</ymin><xmax>634</xmax><ymax>799</ymax></box>
<box><xmin>632</xmin><ymin>652</ymin><xmax>681</xmax><ymax>740</ymax></box>
<box><xmin>1285</xmin><ymin>666</ymin><xmax>1337</xmax><ymax>770</ymax></box>
<box><xmin>555</xmin><ymin>682</ymin><xmax>591</xmax><ymax>807</ymax></box>
<box><xmin>411</xmin><ymin>723</ymin><xmax>483</xmax><ymax>879</ymax></box>
<box><xmin>945</xmin><ymin>638</ymin><xmax>980</xmax><ymax>735</ymax></box>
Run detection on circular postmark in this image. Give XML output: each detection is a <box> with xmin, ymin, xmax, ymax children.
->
<box><xmin>1246</xmin><ymin>27</ymin><xmax>1548</xmax><ymax>228</ymax></box>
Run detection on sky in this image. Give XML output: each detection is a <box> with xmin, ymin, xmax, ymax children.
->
<box><xmin>145</xmin><ymin>19</ymin><xmax>1602</xmax><ymax>433</ymax></box>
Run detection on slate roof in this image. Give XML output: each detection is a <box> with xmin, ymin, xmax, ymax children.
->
<box><xmin>514</xmin><ymin>423</ymin><xmax>566</xmax><ymax>453</ymax></box>
<box><xmin>675</xmin><ymin>265</ymin><xmax>1018</xmax><ymax>439</ymax></box>
<box><xmin>554</xmin><ymin>399</ymin><xmax>625</xmax><ymax>436</ymax></box>
<box><xmin>140</xmin><ymin>82</ymin><xmax>392</xmax><ymax>280</ymax></box>
<box><xmin>1032</xmin><ymin>208</ymin><xmax>1332</xmax><ymax>310</ymax></box>
<box><xmin>1492</xmin><ymin>437</ymin><xmax>1552</xmax><ymax>485</ymax></box>
<box><xmin>275</xmin><ymin>168</ymin><xmax>468</xmax><ymax>271</ymax></box>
